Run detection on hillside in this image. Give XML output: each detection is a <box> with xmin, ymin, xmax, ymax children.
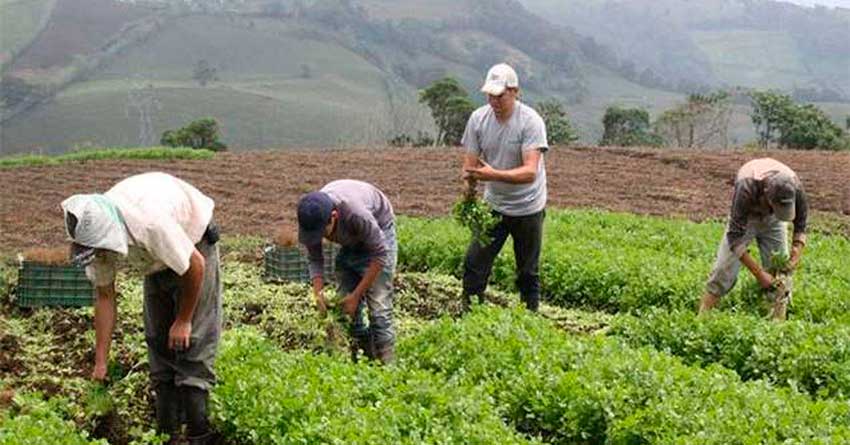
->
<box><xmin>1</xmin><ymin>0</ymin><xmax>848</xmax><ymax>154</ymax></box>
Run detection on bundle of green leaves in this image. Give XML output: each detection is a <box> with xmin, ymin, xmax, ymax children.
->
<box><xmin>452</xmin><ymin>194</ymin><xmax>498</xmax><ymax>246</ymax></box>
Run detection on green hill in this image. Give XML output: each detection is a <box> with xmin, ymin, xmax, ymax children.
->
<box><xmin>1</xmin><ymin>0</ymin><xmax>847</xmax><ymax>154</ymax></box>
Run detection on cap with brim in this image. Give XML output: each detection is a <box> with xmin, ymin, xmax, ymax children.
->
<box><xmin>480</xmin><ymin>63</ymin><xmax>518</xmax><ymax>96</ymax></box>
<box><xmin>772</xmin><ymin>199</ymin><xmax>796</xmax><ymax>222</ymax></box>
<box><xmin>297</xmin><ymin>191</ymin><xmax>334</xmax><ymax>245</ymax></box>
<box><xmin>767</xmin><ymin>176</ymin><xmax>796</xmax><ymax>222</ymax></box>
<box><xmin>61</xmin><ymin>194</ymin><xmax>128</xmax><ymax>260</ymax></box>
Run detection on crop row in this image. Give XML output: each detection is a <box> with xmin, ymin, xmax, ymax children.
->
<box><xmin>397</xmin><ymin>210</ymin><xmax>850</xmax><ymax>322</ymax></box>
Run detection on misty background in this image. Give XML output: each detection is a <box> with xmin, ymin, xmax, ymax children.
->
<box><xmin>1</xmin><ymin>0</ymin><xmax>848</xmax><ymax>154</ymax></box>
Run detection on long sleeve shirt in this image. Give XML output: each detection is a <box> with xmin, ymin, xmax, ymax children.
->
<box><xmin>305</xmin><ymin>180</ymin><xmax>394</xmax><ymax>279</ymax></box>
<box><xmin>726</xmin><ymin>159</ymin><xmax>808</xmax><ymax>256</ymax></box>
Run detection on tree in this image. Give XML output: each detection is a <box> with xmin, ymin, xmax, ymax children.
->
<box><xmin>655</xmin><ymin>91</ymin><xmax>732</xmax><ymax>148</ymax></box>
<box><xmin>749</xmin><ymin>90</ymin><xmax>795</xmax><ymax>148</ymax></box>
<box><xmin>193</xmin><ymin>59</ymin><xmax>218</xmax><ymax>87</ymax></box>
<box><xmin>161</xmin><ymin>117</ymin><xmax>227</xmax><ymax>151</ymax></box>
<box><xmin>600</xmin><ymin>106</ymin><xmax>662</xmax><ymax>147</ymax></box>
<box><xmin>419</xmin><ymin>77</ymin><xmax>475</xmax><ymax>146</ymax></box>
<box><xmin>777</xmin><ymin>104</ymin><xmax>847</xmax><ymax>151</ymax></box>
<box><xmin>535</xmin><ymin>99</ymin><xmax>579</xmax><ymax>145</ymax></box>
<box><xmin>749</xmin><ymin>90</ymin><xmax>848</xmax><ymax>150</ymax></box>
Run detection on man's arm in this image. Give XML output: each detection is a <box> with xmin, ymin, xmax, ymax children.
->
<box><xmin>740</xmin><ymin>251</ymin><xmax>774</xmax><ymax>289</ymax></box>
<box><xmin>341</xmin><ymin>259</ymin><xmax>383</xmax><ymax>316</ymax></box>
<box><xmin>92</xmin><ymin>282</ymin><xmax>117</xmax><ymax>380</ymax></box>
<box><xmin>788</xmin><ymin>187</ymin><xmax>809</xmax><ymax>270</ymax></box>
<box><xmin>465</xmin><ymin>149</ymin><xmax>542</xmax><ymax>184</ymax></box>
<box><xmin>170</xmin><ymin>248</ymin><xmax>205</xmax><ymax>350</ymax></box>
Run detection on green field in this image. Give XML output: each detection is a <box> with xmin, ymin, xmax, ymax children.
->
<box><xmin>4</xmin><ymin>208</ymin><xmax>850</xmax><ymax>443</ymax></box>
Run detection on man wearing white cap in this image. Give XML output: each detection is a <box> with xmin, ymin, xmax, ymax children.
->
<box><xmin>61</xmin><ymin>172</ymin><xmax>221</xmax><ymax>445</ymax></box>
<box><xmin>699</xmin><ymin>158</ymin><xmax>809</xmax><ymax>320</ymax></box>
<box><xmin>460</xmin><ymin>63</ymin><xmax>549</xmax><ymax>311</ymax></box>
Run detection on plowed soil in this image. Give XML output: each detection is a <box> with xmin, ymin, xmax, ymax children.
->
<box><xmin>2</xmin><ymin>146</ymin><xmax>848</xmax><ymax>252</ymax></box>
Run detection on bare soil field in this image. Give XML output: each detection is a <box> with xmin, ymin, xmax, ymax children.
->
<box><xmin>1</xmin><ymin>146</ymin><xmax>848</xmax><ymax>252</ymax></box>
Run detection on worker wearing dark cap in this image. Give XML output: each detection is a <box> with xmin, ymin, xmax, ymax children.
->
<box><xmin>297</xmin><ymin>179</ymin><xmax>397</xmax><ymax>363</ymax></box>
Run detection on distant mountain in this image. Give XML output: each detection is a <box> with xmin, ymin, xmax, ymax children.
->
<box><xmin>1</xmin><ymin>0</ymin><xmax>847</xmax><ymax>153</ymax></box>
<box><xmin>519</xmin><ymin>0</ymin><xmax>850</xmax><ymax>99</ymax></box>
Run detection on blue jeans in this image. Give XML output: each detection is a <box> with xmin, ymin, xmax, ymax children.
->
<box><xmin>335</xmin><ymin>225</ymin><xmax>397</xmax><ymax>352</ymax></box>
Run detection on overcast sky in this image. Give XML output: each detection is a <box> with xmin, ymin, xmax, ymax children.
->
<box><xmin>783</xmin><ymin>0</ymin><xmax>850</xmax><ymax>7</ymax></box>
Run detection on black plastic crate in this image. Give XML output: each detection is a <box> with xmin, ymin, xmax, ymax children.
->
<box><xmin>17</xmin><ymin>261</ymin><xmax>93</xmax><ymax>307</ymax></box>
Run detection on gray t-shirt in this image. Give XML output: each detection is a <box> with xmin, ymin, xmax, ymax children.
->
<box><xmin>462</xmin><ymin>101</ymin><xmax>549</xmax><ymax>216</ymax></box>
<box><xmin>305</xmin><ymin>179</ymin><xmax>395</xmax><ymax>278</ymax></box>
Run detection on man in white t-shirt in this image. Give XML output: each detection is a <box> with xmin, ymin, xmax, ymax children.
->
<box><xmin>62</xmin><ymin>172</ymin><xmax>221</xmax><ymax>445</ymax></box>
<box><xmin>461</xmin><ymin>63</ymin><xmax>549</xmax><ymax>312</ymax></box>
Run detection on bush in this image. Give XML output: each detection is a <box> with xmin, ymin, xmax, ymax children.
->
<box><xmin>600</xmin><ymin>106</ymin><xmax>663</xmax><ymax>147</ymax></box>
<box><xmin>160</xmin><ymin>118</ymin><xmax>227</xmax><ymax>151</ymax></box>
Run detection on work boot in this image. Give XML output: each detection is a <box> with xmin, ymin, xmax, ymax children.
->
<box><xmin>154</xmin><ymin>382</ymin><xmax>182</xmax><ymax>445</ymax></box>
<box><xmin>182</xmin><ymin>386</ymin><xmax>214</xmax><ymax>443</ymax></box>
<box><xmin>521</xmin><ymin>294</ymin><xmax>539</xmax><ymax>312</ymax></box>
<box><xmin>349</xmin><ymin>333</ymin><xmax>371</xmax><ymax>363</ymax></box>
<box><xmin>461</xmin><ymin>292</ymin><xmax>484</xmax><ymax>313</ymax></box>
<box><xmin>374</xmin><ymin>343</ymin><xmax>395</xmax><ymax>365</ymax></box>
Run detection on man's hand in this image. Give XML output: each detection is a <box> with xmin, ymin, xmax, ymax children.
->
<box><xmin>168</xmin><ymin>319</ymin><xmax>192</xmax><ymax>350</ymax></box>
<box><xmin>341</xmin><ymin>293</ymin><xmax>361</xmax><ymax>317</ymax></box>
<box><xmin>91</xmin><ymin>362</ymin><xmax>108</xmax><ymax>381</ymax></box>
<box><xmin>464</xmin><ymin>160</ymin><xmax>497</xmax><ymax>182</ymax></box>
<box><xmin>756</xmin><ymin>269</ymin><xmax>775</xmax><ymax>289</ymax></box>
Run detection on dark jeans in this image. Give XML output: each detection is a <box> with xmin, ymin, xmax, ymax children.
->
<box><xmin>463</xmin><ymin>209</ymin><xmax>545</xmax><ymax>311</ymax></box>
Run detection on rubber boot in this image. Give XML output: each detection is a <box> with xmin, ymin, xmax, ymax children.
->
<box><xmin>183</xmin><ymin>386</ymin><xmax>220</xmax><ymax>445</ymax></box>
<box><xmin>374</xmin><ymin>342</ymin><xmax>395</xmax><ymax>365</ymax></box>
<box><xmin>350</xmin><ymin>333</ymin><xmax>370</xmax><ymax>363</ymax></box>
<box><xmin>461</xmin><ymin>292</ymin><xmax>484</xmax><ymax>313</ymax></box>
<box><xmin>154</xmin><ymin>382</ymin><xmax>182</xmax><ymax>445</ymax></box>
<box><xmin>521</xmin><ymin>294</ymin><xmax>539</xmax><ymax>312</ymax></box>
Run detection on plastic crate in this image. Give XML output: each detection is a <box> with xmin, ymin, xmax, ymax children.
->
<box><xmin>17</xmin><ymin>261</ymin><xmax>93</xmax><ymax>307</ymax></box>
<box><xmin>263</xmin><ymin>244</ymin><xmax>338</xmax><ymax>283</ymax></box>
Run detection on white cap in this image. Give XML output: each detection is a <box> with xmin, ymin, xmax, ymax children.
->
<box><xmin>480</xmin><ymin>63</ymin><xmax>519</xmax><ymax>96</ymax></box>
<box><xmin>61</xmin><ymin>194</ymin><xmax>129</xmax><ymax>256</ymax></box>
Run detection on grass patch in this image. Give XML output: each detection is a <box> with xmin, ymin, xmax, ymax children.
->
<box><xmin>0</xmin><ymin>146</ymin><xmax>214</xmax><ymax>168</ymax></box>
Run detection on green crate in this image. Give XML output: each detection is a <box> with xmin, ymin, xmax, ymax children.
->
<box><xmin>263</xmin><ymin>244</ymin><xmax>338</xmax><ymax>284</ymax></box>
<box><xmin>17</xmin><ymin>261</ymin><xmax>94</xmax><ymax>307</ymax></box>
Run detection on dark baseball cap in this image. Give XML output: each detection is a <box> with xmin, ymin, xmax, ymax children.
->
<box><xmin>297</xmin><ymin>191</ymin><xmax>334</xmax><ymax>245</ymax></box>
<box><xmin>766</xmin><ymin>175</ymin><xmax>796</xmax><ymax>222</ymax></box>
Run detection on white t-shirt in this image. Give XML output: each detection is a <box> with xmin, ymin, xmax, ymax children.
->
<box><xmin>86</xmin><ymin>172</ymin><xmax>214</xmax><ymax>286</ymax></box>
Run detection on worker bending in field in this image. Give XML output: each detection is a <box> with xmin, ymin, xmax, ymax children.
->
<box><xmin>699</xmin><ymin>158</ymin><xmax>808</xmax><ymax>321</ymax></box>
<box><xmin>62</xmin><ymin>172</ymin><xmax>222</xmax><ymax>445</ymax></box>
<box><xmin>297</xmin><ymin>179</ymin><xmax>397</xmax><ymax>363</ymax></box>
<box><xmin>460</xmin><ymin>62</ymin><xmax>549</xmax><ymax>312</ymax></box>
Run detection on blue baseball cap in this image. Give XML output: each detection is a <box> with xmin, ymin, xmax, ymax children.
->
<box><xmin>297</xmin><ymin>191</ymin><xmax>334</xmax><ymax>245</ymax></box>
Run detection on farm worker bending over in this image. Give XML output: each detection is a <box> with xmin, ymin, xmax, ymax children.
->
<box><xmin>461</xmin><ymin>62</ymin><xmax>549</xmax><ymax>312</ymax></box>
<box><xmin>699</xmin><ymin>158</ymin><xmax>809</xmax><ymax>321</ymax></box>
<box><xmin>61</xmin><ymin>172</ymin><xmax>222</xmax><ymax>445</ymax></box>
<box><xmin>297</xmin><ymin>179</ymin><xmax>397</xmax><ymax>363</ymax></box>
